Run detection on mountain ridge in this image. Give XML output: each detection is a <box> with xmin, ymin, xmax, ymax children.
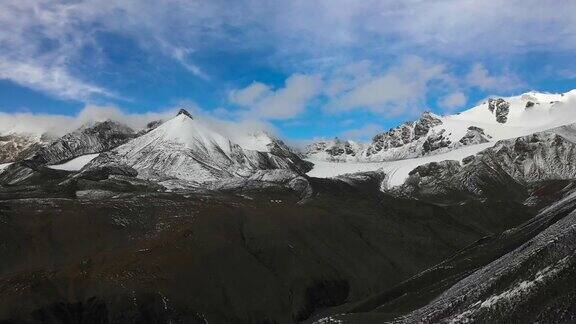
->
<box><xmin>306</xmin><ymin>90</ymin><xmax>576</xmax><ymax>163</ymax></box>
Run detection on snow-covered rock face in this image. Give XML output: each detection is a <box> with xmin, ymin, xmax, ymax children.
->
<box><xmin>0</xmin><ymin>133</ymin><xmax>49</xmax><ymax>163</ymax></box>
<box><xmin>487</xmin><ymin>98</ymin><xmax>510</xmax><ymax>123</ymax></box>
<box><xmin>234</xmin><ymin>131</ymin><xmax>287</xmax><ymax>153</ymax></box>
<box><xmin>177</xmin><ymin>108</ymin><xmax>193</xmax><ymax>119</ymax></box>
<box><xmin>458</xmin><ymin>126</ymin><xmax>491</xmax><ymax>146</ymax></box>
<box><xmin>305</xmin><ymin>138</ymin><xmax>364</xmax><ymax>161</ymax></box>
<box><xmin>85</xmin><ymin>110</ymin><xmax>312</xmax><ymax>184</ymax></box>
<box><xmin>392</xmin><ymin>124</ymin><xmax>576</xmax><ymax>198</ymax></box>
<box><xmin>31</xmin><ymin>120</ymin><xmax>136</xmax><ymax>165</ymax></box>
<box><xmin>421</xmin><ymin>129</ymin><xmax>451</xmax><ymax>154</ymax></box>
<box><xmin>307</xmin><ymin>90</ymin><xmax>576</xmax><ymax>178</ymax></box>
<box><xmin>136</xmin><ymin>120</ymin><xmax>163</xmax><ymax>136</ymax></box>
<box><xmin>367</xmin><ymin>111</ymin><xmax>443</xmax><ymax>156</ymax></box>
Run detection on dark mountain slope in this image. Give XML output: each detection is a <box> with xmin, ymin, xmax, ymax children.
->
<box><xmin>310</xmin><ymin>180</ymin><xmax>576</xmax><ymax>323</ymax></box>
<box><xmin>0</xmin><ymin>172</ymin><xmax>536</xmax><ymax>323</ymax></box>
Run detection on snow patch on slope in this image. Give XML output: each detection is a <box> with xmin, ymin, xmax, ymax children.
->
<box><xmin>234</xmin><ymin>132</ymin><xmax>274</xmax><ymax>152</ymax></box>
<box><xmin>0</xmin><ymin>162</ymin><xmax>13</xmax><ymax>173</ymax></box>
<box><xmin>48</xmin><ymin>153</ymin><xmax>100</xmax><ymax>171</ymax></box>
<box><xmin>306</xmin><ymin>90</ymin><xmax>576</xmax><ymax>186</ymax></box>
<box><xmin>307</xmin><ymin>142</ymin><xmax>494</xmax><ymax>187</ymax></box>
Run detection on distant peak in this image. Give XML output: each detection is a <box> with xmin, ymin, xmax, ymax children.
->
<box><xmin>177</xmin><ymin>109</ymin><xmax>193</xmax><ymax>119</ymax></box>
<box><xmin>420</xmin><ymin>110</ymin><xmax>438</xmax><ymax>118</ymax></box>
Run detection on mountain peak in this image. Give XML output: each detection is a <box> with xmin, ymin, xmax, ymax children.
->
<box><xmin>177</xmin><ymin>109</ymin><xmax>193</xmax><ymax>119</ymax></box>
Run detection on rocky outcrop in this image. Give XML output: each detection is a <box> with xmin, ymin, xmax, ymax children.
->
<box><xmin>422</xmin><ymin>129</ymin><xmax>451</xmax><ymax>154</ymax></box>
<box><xmin>0</xmin><ymin>134</ymin><xmax>50</xmax><ymax>163</ymax></box>
<box><xmin>366</xmin><ymin>111</ymin><xmax>442</xmax><ymax>156</ymax></box>
<box><xmin>177</xmin><ymin>108</ymin><xmax>194</xmax><ymax>119</ymax></box>
<box><xmin>305</xmin><ymin>138</ymin><xmax>364</xmax><ymax>161</ymax></box>
<box><xmin>325</xmin><ymin>140</ymin><xmax>357</xmax><ymax>157</ymax></box>
<box><xmin>414</xmin><ymin>111</ymin><xmax>443</xmax><ymax>137</ymax></box>
<box><xmin>265</xmin><ymin>139</ymin><xmax>313</xmax><ymax>173</ymax></box>
<box><xmin>392</xmin><ymin>125</ymin><xmax>576</xmax><ymax>200</ymax></box>
<box><xmin>408</xmin><ymin>160</ymin><xmax>461</xmax><ymax>178</ymax></box>
<box><xmin>459</xmin><ymin>126</ymin><xmax>491</xmax><ymax>146</ymax></box>
<box><xmin>136</xmin><ymin>120</ymin><xmax>163</xmax><ymax>136</ymax></box>
<box><xmin>306</xmin><ymin>110</ymin><xmax>494</xmax><ymax>162</ymax></box>
<box><xmin>488</xmin><ymin>98</ymin><xmax>510</xmax><ymax>123</ymax></box>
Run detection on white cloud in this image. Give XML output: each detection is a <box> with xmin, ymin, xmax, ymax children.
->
<box><xmin>341</xmin><ymin>123</ymin><xmax>381</xmax><ymax>140</ymax></box>
<box><xmin>2</xmin><ymin>0</ymin><xmax>573</xmax><ymax>105</ymax></box>
<box><xmin>0</xmin><ymin>59</ymin><xmax>110</xmax><ymax>100</ymax></box>
<box><xmin>439</xmin><ymin>92</ymin><xmax>467</xmax><ymax>111</ymax></box>
<box><xmin>332</xmin><ymin>74</ymin><xmax>414</xmax><ymax>110</ymax></box>
<box><xmin>466</xmin><ymin>63</ymin><xmax>522</xmax><ymax>91</ymax></box>
<box><xmin>384</xmin><ymin>0</ymin><xmax>576</xmax><ymax>56</ymax></box>
<box><xmin>2</xmin><ymin>0</ymin><xmax>574</xmax><ymax>128</ymax></box>
<box><xmin>0</xmin><ymin>103</ymin><xmax>279</xmax><ymax>145</ymax></box>
<box><xmin>327</xmin><ymin>56</ymin><xmax>448</xmax><ymax>115</ymax></box>
<box><xmin>0</xmin><ymin>105</ymin><xmax>176</xmax><ymax>136</ymax></box>
<box><xmin>171</xmin><ymin>47</ymin><xmax>209</xmax><ymax>80</ymax></box>
<box><xmin>0</xmin><ymin>1</ymin><xmax>110</xmax><ymax>100</ymax></box>
<box><xmin>267</xmin><ymin>0</ymin><xmax>576</xmax><ymax>58</ymax></box>
<box><xmin>232</xmin><ymin>74</ymin><xmax>322</xmax><ymax>120</ymax></box>
<box><xmin>229</xmin><ymin>82</ymin><xmax>270</xmax><ymax>106</ymax></box>
<box><xmin>255</xmin><ymin>74</ymin><xmax>322</xmax><ymax>119</ymax></box>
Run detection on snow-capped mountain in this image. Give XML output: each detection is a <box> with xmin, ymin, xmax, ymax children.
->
<box><xmin>0</xmin><ymin>133</ymin><xmax>51</xmax><ymax>164</ymax></box>
<box><xmin>84</xmin><ymin>109</ymin><xmax>312</xmax><ymax>185</ymax></box>
<box><xmin>305</xmin><ymin>138</ymin><xmax>365</xmax><ymax>162</ymax></box>
<box><xmin>390</xmin><ymin>123</ymin><xmax>576</xmax><ymax>199</ymax></box>
<box><xmin>306</xmin><ymin>90</ymin><xmax>576</xmax><ymax>164</ymax></box>
<box><xmin>29</xmin><ymin>120</ymin><xmax>136</xmax><ymax>166</ymax></box>
<box><xmin>136</xmin><ymin>119</ymin><xmax>163</xmax><ymax>136</ymax></box>
<box><xmin>4</xmin><ymin>92</ymin><xmax>576</xmax><ymax>324</ymax></box>
<box><xmin>306</xmin><ymin>90</ymin><xmax>576</xmax><ymax>185</ymax></box>
<box><xmin>3</xmin><ymin>90</ymin><xmax>576</xmax><ymax>190</ymax></box>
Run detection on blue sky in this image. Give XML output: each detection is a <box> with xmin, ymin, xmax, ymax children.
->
<box><xmin>1</xmin><ymin>0</ymin><xmax>576</xmax><ymax>142</ymax></box>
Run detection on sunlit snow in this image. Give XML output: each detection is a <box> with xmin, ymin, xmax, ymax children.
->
<box><xmin>48</xmin><ymin>153</ymin><xmax>100</xmax><ymax>171</ymax></box>
<box><xmin>306</xmin><ymin>90</ymin><xmax>576</xmax><ymax>187</ymax></box>
<box><xmin>307</xmin><ymin>142</ymin><xmax>494</xmax><ymax>187</ymax></box>
<box><xmin>0</xmin><ymin>162</ymin><xmax>13</xmax><ymax>173</ymax></box>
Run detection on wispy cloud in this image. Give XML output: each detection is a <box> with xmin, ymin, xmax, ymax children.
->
<box><xmin>2</xmin><ymin>0</ymin><xmax>574</xmax><ymax>101</ymax></box>
<box><xmin>231</xmin><ymin>74</ymin><xmax>322</xmax><ymax>120</ymax></box>
<box><xmin>171</xmin><ymin>47</ymin><xmax>210</xmax><ymax>80</ymax></box>
<box><xmin>1</xmin><ymin>0</ymin><xmax>574</xmax><ymax>138</ymax></box>
<box><xmin>0</xmin><ymin>59</ymin><xmax>111</xmax><ymax>100</ymax></box>
<box><xmin>226</xmin><ymin>56</ymin><xmax>527</xmax><ymax>121</ymax></box>
<box><xmin>0</xmin><ymin>103</ymin><xmax>276</xmax><ymax>140</ymax></box>
<box><xmin>438</xmin><ymin>92</ymin><xmax>467</xmax><ymax>111</ymax></box>
<box><xmin>341</xmin><ymin>123</ymin><xmax>381</xmax><ymax>140</ymax></box>
<box><xmin>0</xmin><ymin>105</ymin><xmax>175</xmax><ymax>136</ymax></box>
<box><xmin>229</xmin><ymin>82</ymin><xmax>271</xmax><ymax>106</ymax></box>
<box><xmin>466</xmin><ymin>63</ymin><xmax>523</xmax><ymax>92</ymax></box>
<box><xmin>0</xmin><ymin>1</ymin><xmax>110</xmax><ymax>101</ymax></box>
<box><xmin>325</xmin><ymin>56</ymin><xmax>449</xmax><ymax>116</ymax></box>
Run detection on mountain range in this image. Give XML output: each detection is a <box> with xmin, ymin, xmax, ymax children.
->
<box><xmin>3</xmin><ymin>90</ymin><xmax>576</xmax><ymax>323</ymax></box>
